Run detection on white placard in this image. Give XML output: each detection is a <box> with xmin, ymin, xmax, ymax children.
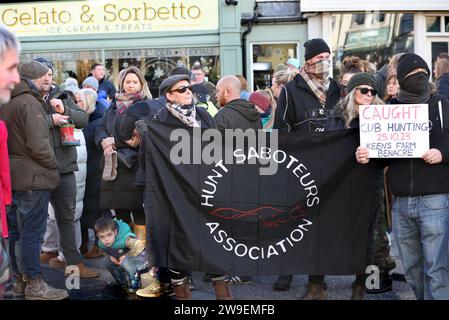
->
<box><xmin>359</xmin><ymin>104</ymin><xmax>429</xmax><ymax>158</ymax></box>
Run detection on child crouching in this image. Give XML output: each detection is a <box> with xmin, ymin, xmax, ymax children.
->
<box><xmin>94</xmin><ymin>217</ymin><xmax>148</xmax><ymax>294</ymax></box>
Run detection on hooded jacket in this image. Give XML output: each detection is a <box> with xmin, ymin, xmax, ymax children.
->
<box><xmin>375</xmin><ymin>64</ymin><xmax>389</xmax><ymax>100</ymax></box>
<box><xmin>0</xmin><ymin>79</ymin><xmax>59</xmax><ymax>192</ymax></box>
<box><xmin>273</xmin><ymin>73</ymin><xmax>341</xmax><ymax>133</ymax></box>
<box><xmin>214</xmin><ymin>98</ymin><xmax>262</xmax><ymax>130</ymax></box>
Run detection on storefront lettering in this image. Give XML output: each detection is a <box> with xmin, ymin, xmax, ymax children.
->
<box><xmin>0</xmin><ymin>1</ymin><xmax>215</xmax><ymax>36</ymax></box>
<box><xmin>2</xmin><ymin>7</ymin><xmax>72</xmax><ymax>26</ymax></box>
<box><xmin>103</xmin><ymin>3</ymin><xmax>201</xmax><ymax>22</ymax></box>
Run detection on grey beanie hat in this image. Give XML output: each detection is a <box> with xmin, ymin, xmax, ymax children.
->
<box><xmin>82</xmin><ymin>76</ymin><xmax>99</xmax><ymax>91</ymax></box>
<box><xmin>159</xmin><ymin>74</ymin><xmax>191</xmax><ymax>96</ymax></box>
<box><xmin>19</xmin><ymin>60</ymin><xmax>49</xmax><ymax>80</ymax></box>
<box><xmin>346</xmin><ymin>72</ymin><xmax>378</xmax><ymax>94</ymax></box>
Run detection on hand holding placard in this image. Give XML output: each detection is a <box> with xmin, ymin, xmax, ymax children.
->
<box><xmin>359</xmin><ymin>104</ymin><xmax>429</xmax><ymax>158</ymax></box>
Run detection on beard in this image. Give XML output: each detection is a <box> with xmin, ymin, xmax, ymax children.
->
<box><xmin>0</xmin><ymin>94</ymin><xmax>11</xmax><ymax>105</ymax></box>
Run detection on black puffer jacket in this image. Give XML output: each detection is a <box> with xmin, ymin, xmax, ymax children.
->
<box><xmin>214</xmin><ymin>99</ymin><xmax>261</xmax><ymax>130</ymax></box>
<box><xmin>273</xmin><ymin>73</ymin><xmax>341</xmax><ymax>133</ymax></box>
<box><xmin>387</xmin><ymin>95</ymin><xmax>449</xmax><ymax>196</ymax></box>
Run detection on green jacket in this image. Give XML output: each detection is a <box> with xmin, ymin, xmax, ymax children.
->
<box><xmin>44</xmin><ymin>86</ymin><xmax>88</xmax><ymax>174</ymax></box>
<box><xmin>0</xmin><ymin>79</ymin><xmax>59</xmax><ymax>191</ymax></box>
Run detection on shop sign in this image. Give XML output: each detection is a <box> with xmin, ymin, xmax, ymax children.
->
<box><xmin>0</xmin><ymin>0</ymin><xmax>218</xmax><ymax>37</ymax></box>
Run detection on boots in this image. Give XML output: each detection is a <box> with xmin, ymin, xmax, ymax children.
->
<box><xmin>60</xmin><ymin>123</ymin><xmax>80</xmax><ymax>146</ymax></box>
<box><xmin>136</xmin><ymin>274</ymin><xmax>164</xmax><ymax>298</ymax></box>
<box><xmin>133</xmin><ymin>224</ymin><xmax>146</xmax><ymax>242</ymax></box>
<box><xmin>302</xmin><ymin>282</ymin><xmax>326</xmax><ymax>300</ymax></box>
<box><xmin>173</xmin><ymin>281</ymin><xmax>191</xmax><ymax>300</ymax></box>
<box><xmin>212</xmin><ymin>280</ymin><xmax>233</xmax><ymax>300</ymax></box>
<box><xmin>39</xmin><ymin>251</ymin><xmax>58</xmax><ymax>263</ymax></box>
<box><xmin>12</xmin><ymin>274</ymin><xmax>27</xmax><ymax>298</ymax></box>
<box><xmin>83</xmin><ymin>244</ymin><xmax>103</xmax><ymax>259</ymax></box>
<box><xmin>351</xmin><ymin>282</ymin><xmax>365</xmax><ymax>300</ymax></box>
<box><xmin>64</xmin><ymin>262</ymin><xmax>99</xmax><ymax>278</ymax></box>
<box><xmin>25</xmin><ymin>274</ymin><xmax>69</xmax><ymax>300</ymax></box>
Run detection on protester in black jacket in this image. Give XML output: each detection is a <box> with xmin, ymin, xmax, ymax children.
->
<box><xmin>136</xmin><ymin>75</ymin><xmax>231</xmax><ymax>300</ymax></box>
<box><xmin>356</xmin><ymin>54</ymin><xmax>449</xmax><ymax>300</ymax></box>
<box><xmin>274</xmin><ymin>39</ymin><xmax>340</xmax><ymax>133</ymax></box>
<box><xmin>214</xmin><ymin>75</ymin><xmax>261</xmax><ymax>131</ymax></box>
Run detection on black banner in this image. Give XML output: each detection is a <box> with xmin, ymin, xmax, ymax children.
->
<box><xmin>140</xmin><ymin>121</ymin><xmax>381</xmax><ymax>276</ymax></box>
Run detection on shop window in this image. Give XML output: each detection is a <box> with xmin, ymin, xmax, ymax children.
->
<box><xmin>331</xmin><ymin>13</ymin><xmax>414</xmax><ymax>79</ymax></box>
<box><xmin>21</xmin><ymin>50</ymin><xmax>102</xmax><ymax>87</ymax></box>
<box><xmin>251</xmin><ymin>43</ymin><xmax>299</xmax><ymax>91</ymax></box>
<box><xmin>352</xmin><ymin>14</ymin><xmax>365</xmax><ymax>26</ymax></box>
<box><xmin>445</xmin><ymin>16</ymin><xmax>449</xmax><ymax>32</ymax></box>
<box><xmin>373</xmin><ymin>13</ymin><xmax>386</xmax><ymax>24</ymax></box>
<box><xmin>104</xmin><ymin>47</ymin><xmax>220</xmax><ymax>97</ymax></box>
<box><xmin>426</xmin><ymin>16</ymin><xmax>441</xmax><ymax>32</ymax></box>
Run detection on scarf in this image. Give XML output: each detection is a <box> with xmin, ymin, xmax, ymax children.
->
<box><xmin>115</xmin><ymin>92</ymin><xmax>144</xmax><ymax>114</ymax></box>
<box><xmin>166</xmin><ymin>102</ymin><xmax>200</xmax><ymax>127</ymax></box>
<box><xmin>299</xmin><ymin>60</ymin><xmax>331</xmax><ymax>106</ymax></box>
<box><xmin>397</xmin><ymin>88</ymin><xmax>430</xmax><ymax>104</ymax></box>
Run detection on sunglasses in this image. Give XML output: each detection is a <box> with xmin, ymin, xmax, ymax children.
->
<box><xmin>357</xmin><ymin>87</ymin><xmax>377</xmax><ymax>96</ymax></box>
<box><xmin>169</xmin><ymin>85</ymin><xmax>193</xmax><ymax>94</ymax></box>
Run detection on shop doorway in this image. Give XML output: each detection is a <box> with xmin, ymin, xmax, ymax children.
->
<box><xmin>250</xmin><ymin>42</ymin><xmax>300</xmax><ymax>91</ymax></box>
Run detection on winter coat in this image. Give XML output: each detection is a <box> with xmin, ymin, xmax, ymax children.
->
<box><xmin>214</xmin><ymin>99</ymin><xmax>262</xmax><ymax>130</ymax></box>
<box><xmin>119</xmin><ymin>97</ymin><xmax>165</xmax><ymax>141</ymax></box>
<box><xmin>95</xmin><ymin>101</ymin><xmax>143</xmax><ymax>210</ymax></box>
<box><xmin>74</xmin><ymin>130</ymin><xmax>86</xmax><ymax>221</ymax></box>
<box><xmin>273</xmin><ymin>73</ymin><xmax>341</xmax><ymax>133</ymax></box>
<box><xmin>436</xmin><ymin>73</ymin><xmax>449</xmax><ymax>100</ymax></box>
<box><xmin>99</xmin><ymin>78</ymin><xmax>116</xmax><ymax>101</ymax></box>
<box><xmin>0</xmin><ymin>122</ymin><xmax>11</xmax><ymax>238</ymax></box>
<box><xmin>82</xmin><ymin>101</ymin><xmax>107</xmax><ymax>226</ymax></box>
<box><xmin>98</xmin><ymin>90</ymin><xmax>111</xmax><ymax>109</ymax></box>
<box><xmin>387</xmin><ymin>95</ymin><xmax>449</xmax><ymax>196</ymax></box>
<box><xmin>375</xmin><ymin>64</ymin><xmax>388</xmax><ymax>100</ymax></box>
<box><xmin>0</xmin><ymin>79</ymin><xmax>59</xmax><ymax>192</ymax></box>
<box><xmin>44</xmin><ymin>85</ymin><xmax>89</xmax><ymax>174</ymax></box>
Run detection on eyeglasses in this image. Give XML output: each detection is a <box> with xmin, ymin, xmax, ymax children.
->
<box><xmin>357</xmin><ymin>87</ymin><xmax>377</xmax><ymax>96</ymax></box>
<box><xmin>169</xmin><ymin>85</ymin><xmax>193</xmax><ymax>94</ymax></box>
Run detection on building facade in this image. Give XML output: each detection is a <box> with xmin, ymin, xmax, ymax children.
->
<box><xmin>301</xmin><ymin>0</ymin><xmax>449</xmax><ymax>79</ymax></box>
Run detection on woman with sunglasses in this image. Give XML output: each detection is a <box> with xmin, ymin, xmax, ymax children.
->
<box><xmin>138</xmin><ymin>74</ymin><xmax>232</xmax><ymax>300</ymax></box>
<box><xmin>302</xmin><ymin>73</ymin><xmax>384</xmax><ymax>300</ymax></box>
<box><xmin>95</xmin><ymin>66</ymin><xmax>152</xmax><ymax>249</ymax></box>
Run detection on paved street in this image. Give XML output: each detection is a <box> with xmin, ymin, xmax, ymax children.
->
<box><xmin>13</xmin><ymin>232</ymin><xmax>415</xmax><ymax>301</ymax></box>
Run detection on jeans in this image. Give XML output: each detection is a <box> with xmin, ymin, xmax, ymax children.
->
<box><xmin>392</xmin><ymin>194</ymin><xmax>449</xmax><ymax>300</ymax></box>
<box><xmin>105</xmin><ymin>255</ymin><xmax>148</xmax><ymax>288</ymax></box>
<box><xmin>11</xmin><ymin>190</ymin><xmax>51</xmax><ymax>278</ymax></box>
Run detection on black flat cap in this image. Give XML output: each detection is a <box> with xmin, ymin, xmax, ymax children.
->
<box><xmin>159</xmin><ymin>74</ymin><xmax>191</xmax><ymax>96</ymax></box>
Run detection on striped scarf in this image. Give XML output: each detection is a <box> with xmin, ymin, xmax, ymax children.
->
<box><xmin>115</xmin><ymin>92</ymin><xmax>144</xmax><ymax>114</ymax></box>
<box><xmin>299</xmin><ymin>60</ymin><xmax>331</xmax><ymax>106</ymax></box>
<box><xmin>166</xmin><ymin>102</ymin><xmax>200</xmax><ymax>127</ymax></box>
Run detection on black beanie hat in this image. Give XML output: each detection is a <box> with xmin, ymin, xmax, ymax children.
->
<box><xmin>346</xmin><ymin>72</ymin><xmax>377</xmax><ymax>94</ymax></box>
<box><xmin>396</xmin><ymin>53</ymin><xmax>430</xmax><ymax>83</ymax></box>
<box><xmin>304</xmin><ymin>38</ymin><xmax>330</xmax><ymax>61</ymax></box>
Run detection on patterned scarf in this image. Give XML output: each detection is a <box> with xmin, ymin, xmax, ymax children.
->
<box><xmin>166</xmin><ymin>102</ymin><xmax>200</xmax><ymax>127</ymax></box>
<box><xmin>115</xmin><ymin>92</ymin><xmax>144</xmax><ymax>114</ymax></box>
<box><xmin>299</xmin><ymin>60</ymin><xmax>331</xmax><ymax>106</ymax></box>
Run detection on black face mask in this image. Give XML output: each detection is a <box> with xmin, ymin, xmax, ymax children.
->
<box><xmin>400</xmin><ymin>72</ymin><xmax>429</xmax><ymax>95</ymax></box>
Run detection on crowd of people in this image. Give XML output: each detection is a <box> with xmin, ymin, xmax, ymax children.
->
<box><xmin>1</xmin><ymin>25</ymin><xmax>449</xmax><ymax>300</ymax></box>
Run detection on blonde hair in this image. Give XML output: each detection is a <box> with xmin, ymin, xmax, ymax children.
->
<box><xmin>388</xmin><ymin>53</ymin><xmax>406</xmax><ymax>75</ymax></box>
<box><xmin>272</xmin><ymin>69</ymin><xmax>298</xmax><ymax>86</ymax></box>
<box><xmin>235</xmin><ymin>74</ymin><xmax>248</xmax><ymax>91</ymax></box>
<box><xmin>435</xmin><ymin>56</ymin><xmax>449</xmax><ymax>80</ymax></box>
<box><xmin>118</xmin><ymin>66</ymin><xmax>152</xmax><ymax>99</ymax></box>
<box><xmin>77</xmin><ymin>88</ymin><xmax>97</xmax><ymax>115</ymax></box>
<box><xmin>338</xmin><ymin>87</ymin><xmax>384</xmax><ymax>129</ymax></box>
